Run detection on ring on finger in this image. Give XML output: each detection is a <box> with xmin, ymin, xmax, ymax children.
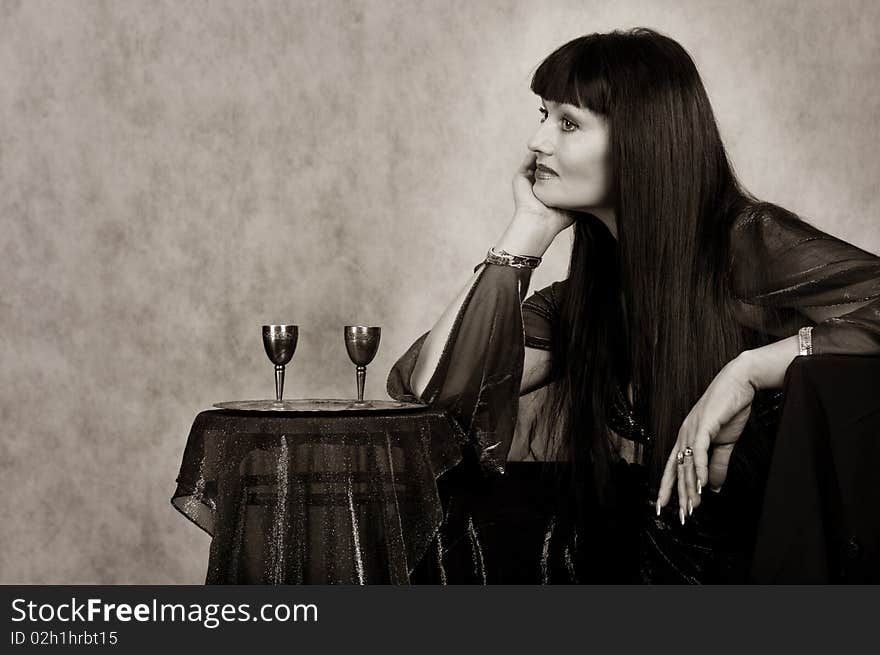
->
<box><xmin>676</xmin><ymin>451</ymin><xmax>685</xmax><ymax>465</ymax></box>
<box><xmin>683</xmin><ymin>447</ymin><xmax>693</xmax><ymax>458</ymax></box>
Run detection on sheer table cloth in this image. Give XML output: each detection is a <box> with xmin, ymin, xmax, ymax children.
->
<box><xmin>171</xmin><ymin>408</ymin><xmax>463</xmax><ymax>584</ymax></box>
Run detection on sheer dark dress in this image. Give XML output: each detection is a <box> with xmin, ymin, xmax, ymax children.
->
<box><xmin>387</xmin><ymin>204</ymin><xmax>880</xmax><ymax>584</ymax></box>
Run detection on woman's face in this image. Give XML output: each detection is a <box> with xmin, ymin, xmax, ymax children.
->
<box><xmin>527</xmin><ymin>98</ymin><xmax>613</xmax><ymax>211</ymax></box>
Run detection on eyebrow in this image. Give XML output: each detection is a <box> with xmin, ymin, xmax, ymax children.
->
<box><xmin>542</xmin><ymin>100</ymin><xmax>587</xmax><ymax>117</ymax></box>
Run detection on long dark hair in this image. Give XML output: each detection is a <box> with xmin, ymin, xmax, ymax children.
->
<box><xmin>529</xmin><ymin>28</ymin><xmax>762</xmax><ymax>508</ymax></box>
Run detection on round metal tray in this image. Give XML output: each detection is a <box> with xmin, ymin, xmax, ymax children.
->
<box><xmin>212</xmin><ymin>398</ymin><xmax>427</xmax><ymax>413</ymax></box>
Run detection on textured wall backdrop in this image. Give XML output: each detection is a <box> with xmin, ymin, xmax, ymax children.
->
<box><xmin>2</xmin><ymin>0</ymin><xmax>878</xmax><ymax>583</ymax></box>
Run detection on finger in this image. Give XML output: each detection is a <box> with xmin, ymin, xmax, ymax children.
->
<box><xmin>517</xmin><ymin>151</ymin><xmax>537</xmax><ymax>175</ymax></box>
<box><xmin>676</xmin><ymin>455</ymin><xmax>688</xmax><ymax>525</ymax></box>
<box><xmin>693</xmin><ymin>442</ymin><xmax>709</xmax><ymax>497</ymax></box>
<box><xmin>655</xmin><ymin>448</ymin><xmax>680</xmax><ymax>511</ymax></box>
<box><xmin>708</xmin><ymin>443</ymin><xmax>735</xmax><ymax>491</ymax></box>
<box><xmin>683</xmin><ymin>447</ymin><xmax>698</xmax><ymax>513</ymax></box>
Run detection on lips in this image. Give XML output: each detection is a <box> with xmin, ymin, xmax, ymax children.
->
<box><xmin>535</xmin><ymin>163</ymin><xmax>558</xmax><ymax>179</ymax></box>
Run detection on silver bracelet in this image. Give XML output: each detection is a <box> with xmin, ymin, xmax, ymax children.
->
<box><xmin>798</xmin><ymin>326</ymin><xmax>813</xmax><ymax>356</ymax></box>
<box><xmin>485</xmin><ymin>246</ymin><xmax>542</xmax><ymax>269</ymax></box>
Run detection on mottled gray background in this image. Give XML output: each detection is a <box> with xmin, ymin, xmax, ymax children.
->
<box><xmin>2</xmin><ymin>0</ymin><xmax>878</xmax><ymax>583</ymax></box>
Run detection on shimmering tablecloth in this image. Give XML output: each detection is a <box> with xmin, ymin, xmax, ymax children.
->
<box><xmin>171</xmin><ymin>407</ymin><xmax>464</xmax><ymax>584</ymax></box>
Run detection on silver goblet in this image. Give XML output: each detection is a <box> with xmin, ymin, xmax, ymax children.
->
<box><xmin>262</xmin><ymin>325</ymin><xmax>298</xmax><ymax>402</ymax></box>
<box><xmin>343</xmin><ymin>326</ymin><xmax>381</xmax><ymax>403</ymax></box>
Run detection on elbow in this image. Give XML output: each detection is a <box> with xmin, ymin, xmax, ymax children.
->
<box><xmin>408</xmin><ymin>363</ymin><xmax>430</xmax><ymax>403</ymax></box>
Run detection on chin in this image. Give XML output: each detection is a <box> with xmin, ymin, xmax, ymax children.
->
<box><xmin>533</xmin><ymin>185</ymin><xmax>587</xmax><ymax>211</ymax></box>
<box><xmin>533</xmin><ymin>186</ymin><xmax>565</xmax><ymax>208</ymax></box>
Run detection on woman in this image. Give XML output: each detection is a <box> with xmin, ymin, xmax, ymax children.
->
<box><xmin>388</xmin><ymin>28</ymin><xmax>880</xmax><ymax>583</ymax></box>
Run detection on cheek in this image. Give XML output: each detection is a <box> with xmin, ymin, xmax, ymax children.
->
<box><xmin>566</xmin><ymin>160</ymin><xmax>609</xmax><ymax>204</ymax></box>
<box><xmin>579</xmin><ymin>153</ymin><xmax>612</xmax><ymax>198</ymax></box>
<box><xmin>560</xmin><ymin>141</ymin><xmax>608</xmax><ymax>193</ymax></box>
<box><xmin>594</xmin><ymin>161</ymin><xmax>613</xmax><ymax>196</ymax></box>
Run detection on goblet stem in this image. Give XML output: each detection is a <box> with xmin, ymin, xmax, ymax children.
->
<box><xmin>275</xmin><ymin>365</ymin><xmax>285</xmax><ymax>402</ymax></box>
<box><xmin>356</xmin><ymin>365</ymin><xmax>366</xmax><ymax>402</ymax></box>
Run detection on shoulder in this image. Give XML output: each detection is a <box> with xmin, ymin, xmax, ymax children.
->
<box><xmin>731</xmin><ymin>202</ymin><xmax>828</xmax><ymax>253</ymax></box>
<box><xmin>728</xmin><ymin>201</ymin><xmax>880</xmax><ymax>301</ymax></box>
<box><xmin>729</xmin><ymin>202</ymin><xmax>827</xmax><ymax>296</ymax></box>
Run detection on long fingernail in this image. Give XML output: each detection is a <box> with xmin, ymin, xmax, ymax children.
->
<box><xmin>679</xmin><ymin>508</ymin><xmax>685</xmax><ymax>525</ymax></box>
<box><xmin>697</xmin><ymin>480</ymin><xmax>702</xmax><ymax>495</ymax></box>
<box><xmin>688</xmin><ymin>499</ymin><xmax>693</xmax><ymax>516</ymax></box>
<box><xmin>656</xmin><ymin>501</ymin><xmax>661</xmax><ymax>516</ymax></box>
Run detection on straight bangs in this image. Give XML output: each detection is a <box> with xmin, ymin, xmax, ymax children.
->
<box><xmin>530</xmin><ymin>36</ymin><xmax>611</xmax><ymax>115</ymax></box>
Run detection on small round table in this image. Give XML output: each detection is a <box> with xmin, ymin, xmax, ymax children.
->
<box><xmin>171</xmin><ymin>403</ymin><xmax>464</xmax><ymax>584</ymax></box>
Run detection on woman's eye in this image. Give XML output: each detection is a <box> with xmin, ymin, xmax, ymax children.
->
<box><xmin>561</xmin><ymin>117</ymin><xmax>578</xmax><ymax>132</ymax></box>
<box><xmin>538</xmin><ymin>107</ymin><xmax>548</xmax><ymax>123</ymax></box>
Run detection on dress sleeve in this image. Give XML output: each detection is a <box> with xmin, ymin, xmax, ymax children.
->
<box><xmin>522</xmin><ymin>279</ymin><xmax>568</xmax><ymax>351</ymax></box>
<box><xmin>386</xmin><ymin>262</ymin><xmax>563</xmax><ymax>474</ymax></box>
<box><xmin>730</xmin><ymin>202</ymin><xmax>880</xmax><ymax>355</ymax></box>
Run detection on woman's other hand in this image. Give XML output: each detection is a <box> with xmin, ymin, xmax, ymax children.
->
<box><xmin>655</xmin><ymin>354</ymin><xmax>757</xmax><ymax>524</ymax></box>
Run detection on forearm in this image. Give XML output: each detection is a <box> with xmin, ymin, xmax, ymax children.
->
<box><xmin>410</xmin><ymin>267</ymin><xmax>483</xmax><ymax>399</ymax></box>
<box><xmin>410</xmin><ymin>214</ymin><xmax>559</xmax><ymax>399</ymax></box>
<box><xmin>741</xmin><ymin>334</ymin><xmax>801</xmax><ymax>390</ymax></box>
<box><xmin>495</xmin><ymin>214</ymin><xmax>560</xmax><ymax>257</ymax></box>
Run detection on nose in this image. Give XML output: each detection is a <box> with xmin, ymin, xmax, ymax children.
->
<box><xmin>527</xmin><ymin>122</ymin><xmax>554</xmax><ymax>156</ymax></box>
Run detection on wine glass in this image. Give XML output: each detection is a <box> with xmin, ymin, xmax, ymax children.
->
<box><xmin>343</xmin><ymin>326</ymin><xmax>381</xmax><ymax>403</ymax></box>
<box><xmin>262</xmin><ymin>325</ymin><xmax>298</xmax><ymax>403</ymax></box>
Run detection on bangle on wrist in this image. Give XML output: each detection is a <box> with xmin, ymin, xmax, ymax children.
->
<box><xmin>797</xmin><ymin>326</ymin><xmax>813</xmax><ymax>356</ymax></box>
<box><xmin>484</xmin><ymin>246</ymin><xmax>542</xmax><ymax>269</ymax></box>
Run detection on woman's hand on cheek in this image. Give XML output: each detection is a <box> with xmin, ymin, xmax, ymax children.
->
<box><xmin>512</xmin><ymin>151</ymin><xmax>576</xmax><ymax>236</ymax></box>
<box><xmin>654</xmin><ymin>355</ymin><xmax>757</xmax><ymax>524</ymax></box>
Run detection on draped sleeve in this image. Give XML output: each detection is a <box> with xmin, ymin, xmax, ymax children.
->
<box><xmin>387</xmin><ymin>262</ymin><xmax>564</xmax><ymax>475</ymax></box>
<box><xmin>522</xmin><ymin>279</ymin><xmax>567</xmax><ymax>352</ymax></box>
<box><xmin>730</xmin><ymin>202</ymin><xmax>880</xmax><ymax>355</ymax></box>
